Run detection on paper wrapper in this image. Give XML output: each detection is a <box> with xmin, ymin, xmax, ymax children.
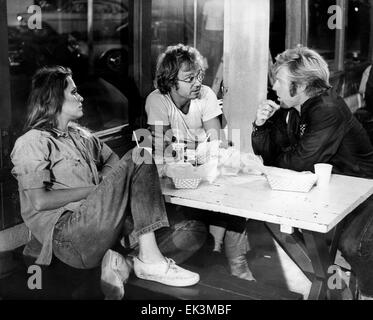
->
<box><xmin>195</xmin><ymin>158</ymin><xmax>219</xmax><ymax>183</ymax></box>
<box><xmin>195</xmin><ymin>140</ymin><xmax>220</xmax><ymax>165</ymax></box>
<box><xmin>218</xmin><ymin>148</ymin><xmax>265</xmax><ymax>176</ymax></box>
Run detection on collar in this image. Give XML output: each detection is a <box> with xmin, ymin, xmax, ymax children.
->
<box><xmin>294</xmin><ymin>105</ymin><xmax>301</xmax><ymax>115</ymax></box>
<box><xmin>300</xmin><ymin>88</ymin><xmax>332</xmax><ymax>114</ymax></box>
<box><xmin>50</xmin><ymin>128</ymin><xmax>69</xmax><ymax>138</ymax></box>
<box><xmin>50</xmin><ymin>126</ymin><xmax>79</xmax><ymax>138</ymax></box>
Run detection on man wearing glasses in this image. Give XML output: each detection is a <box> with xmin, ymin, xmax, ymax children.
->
<box><xmin>146</xmin><ymin>43</ymin><xmax>222</xmax><ymax>150</ymax></box>
<box><xmin>145</xmin><ymin>44</ymin><xmax>254</xmax><ymax>282</ymax></box>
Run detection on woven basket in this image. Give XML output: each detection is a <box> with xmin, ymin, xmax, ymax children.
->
<box><xmin>265</xmin><ymin>172</ymin><xmax>317</xmax><ymax>193</ymax></box>
<box><xmin>172</xmin><ymin>177</ymin><xmax>202</xmax><ymax>189</ymax></box>
<box><xmin>196</xmin><ymin>151</ymin><xmax>210</xmax><ymax>165</ymax></box>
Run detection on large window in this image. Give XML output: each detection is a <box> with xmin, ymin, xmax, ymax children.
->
<box><xmin>151</xmin><ymin>0</ymin><xmax>195</xmax><ymax>79</ymax></box>
<box><xmin>7</xmin><ymin>0</ymin><xmax>129</xmax><ymax>133</ymax></box>
<box><xmin>345</xmin><ymin>0</ymin><xmax>371</xmax><ymax>63</ymax></box>
<box><xmin>269</xmin><ymin>0</ymin><xmax>286</xmax><ymax>59</ymax></box>
<box><xmin>150</xmin><ymin>0</ymin><xmax>224</xmax><ymax>90</ymax></box>
<box><xmin>308</xmin><ymin>0</ymin><xmax>337</xmax><ymax>68</ymax></box>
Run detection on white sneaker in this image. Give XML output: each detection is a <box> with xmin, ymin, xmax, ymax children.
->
<box><xmin>133</xmin><ymin>257</ymin><xmax>200</xmax><ymax>287</ymax></box>
<box><xmin>100</xmin><ymin>249</ymin><xmax>133</xmax><ymax>300</ymax></box>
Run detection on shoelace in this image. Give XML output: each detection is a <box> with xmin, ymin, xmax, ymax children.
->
<box><xmin>164</xmin><ymin>258</ymin><xmax>178</xmax><ymax>274</ymax></box>
<box><xmin>114</xmin><ymin>256</ymin><xmax>119</xmax><ymax>268</ymax></box>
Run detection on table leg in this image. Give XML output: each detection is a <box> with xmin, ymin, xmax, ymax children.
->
<box><xmin>328</xmin><ymin>221</ymin><xmax>346</xmax><ymax>259</ymax></box>
<box><xmin>302</xmin><ymin>230</ymin><xmax>331</xmax><ymax>300</ymax></box>
<box><xmin>265</xmin><ymin>223</ymin><xmax>314</xmax><ymax>282</ymax></box>
<box><xmin>303</xmin><ymin>230</ymin><xmax>347</xmax><ymax>300</ymax></box>
<box><xmin>266</xmin><ymin>224</ymin><xmax>343</xmax><ymax>300</ymax></box>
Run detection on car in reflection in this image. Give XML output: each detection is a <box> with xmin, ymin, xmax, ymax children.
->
<box><xmin>17</xmin><ymin>0</ymin><xmax>128</xmax><ymax>40</ymax></box>
<box><xmin>8</xmin><ymin>22</ymin><xmax>87</xmax><ymax>76</ymax></box>
<box><xmin>8</xmin><ymin>26</ymin><xmax>24</xmax><ymax>69</ymax></box>
<box><xmin>8</xmin><ymin>21</ymin><xmax>129</xmax><ymax>132</ymax></box>
<box><xmin>15</xmin><ymin>0</ymin><xmax>128</xmax><ymax>74</ymax></box>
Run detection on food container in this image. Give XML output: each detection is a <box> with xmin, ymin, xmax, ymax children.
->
<box><xmin>196</xmin><ymin>140</ymin><xmax>219</xmax><ymax>165</ymax></box>
<box><xmin>264</xmin><ymin>167</ymin><xmax>318</xmax><ymax>193</ymax></box>
<box><xmin>172</xmin><ymin>177</ymin><xmax>202</xmax><ymax>189</ymax></box>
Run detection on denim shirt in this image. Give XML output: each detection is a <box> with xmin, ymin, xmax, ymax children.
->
<box><xmin>10</xmin><ymin>125</ymin><xmax>118</xmax><ymax>265</ymax></box>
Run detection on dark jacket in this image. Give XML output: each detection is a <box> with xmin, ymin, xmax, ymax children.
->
<box><xmin>364</xmin><ymin>65</ymin><xmax>373</xmax><ymax>114</ymax></box>
<box><xmin>252</xmin><ymin>88</ymin><xmax>373</xmax><ymax>178</ymax></box>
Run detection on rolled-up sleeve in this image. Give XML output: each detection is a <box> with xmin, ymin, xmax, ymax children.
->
<box><xmin>11</xmin><ymin>132</ymin><xmax>51</xmax><ymax>190</ymax></box>
<box><xmin>145</xmin><ymin>93</ymin><xmax>170</xmax><ymax>126</ymax></box>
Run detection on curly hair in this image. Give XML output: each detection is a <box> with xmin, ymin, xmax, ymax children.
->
<box><xmin>155</xmin><ymin>44</ymin><xmax>204</xmax><ymax>94</ymax></box>
<box><xmin>24</xmin><ymin>66</ymin><xmax>72</xmax><ymax>131</ymax></box>
<box><xmin>273</xmin><ymin>46</ymin><xmax>331</xmax><ymax>98</ymax></box>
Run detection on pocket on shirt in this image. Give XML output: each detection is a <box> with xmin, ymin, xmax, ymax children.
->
<box><xmin>52</xmin><ymin>156</ymin><xmax>89</xmax><ymax>184</ymax></box>
<box><xmin>63</xmin><ymin>156</ymin><xmax>82</xmax><ymax>166</ymax></box>
<box><xmin>52</xmin><ymin>156</ymin><xmax>82</xmax><ymax>174</ymax></box>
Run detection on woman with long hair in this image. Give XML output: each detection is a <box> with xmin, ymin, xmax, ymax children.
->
<box><xmin>11</xmin><ymin>66</ymin><xmax>205</xmax><ymax>299</ymax></box>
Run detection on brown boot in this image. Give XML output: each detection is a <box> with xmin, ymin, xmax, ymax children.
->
<box><xmin>228</xmin><ymin>254</ymin><xmax>256</xmax><ymax>282</ymax></box>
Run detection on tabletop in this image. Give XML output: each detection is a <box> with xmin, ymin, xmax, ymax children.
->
<box><xmin>160</xmin><ymin>173</ymin><xmax>373</xmax><ymax>233</ymax></box>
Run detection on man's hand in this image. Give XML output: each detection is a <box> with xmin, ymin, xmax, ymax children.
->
<box><xmin>255</xmin><ymin>100</ymin><xmax>280</xmax><ymax>126</ymax></box>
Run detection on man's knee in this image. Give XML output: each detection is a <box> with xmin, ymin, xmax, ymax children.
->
<box><xmin>190</xmin><ymin>220</ymin><xmax>208</xmax><ymax>244</ymax></box>
<box><xmin>339</xmin><ymin>206</ymin><xmax>373</xmax><ymax>259</ymax></box>
<box><xmin>177</xmin><ymin>219</ymin><xmax>207</xmax><ymax>237</ymax></box>
<box><xmin>339</xmin><ymin>231</ymin><xmax>359</xmax><ymax>260</ymax></box>
<box><xmin>172</xmin><ymin>219</ymin><xmax>207</xmax><ymax>250</ymax></box>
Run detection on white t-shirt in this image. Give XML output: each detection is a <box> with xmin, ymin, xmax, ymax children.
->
<box><xmin>145</xmin><ymin>85</ymin><xmax>222</xmax><ymax>143</ymax></box>
<box><xmin>203</xmin><ymin>0</ymin><xmax>224</xmax><ymax>31</ymax></box>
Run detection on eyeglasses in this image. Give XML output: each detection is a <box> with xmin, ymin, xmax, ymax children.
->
<box><xmin>178</xmin><ymin>70</ymin><xmax>205</xmax><ymax>84</ymax></box>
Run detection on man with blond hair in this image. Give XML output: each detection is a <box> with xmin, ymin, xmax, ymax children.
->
<box><xmin>252</xmin><ymin>46</ymin><xmax>373</xmax><ymax>299</ymax></box>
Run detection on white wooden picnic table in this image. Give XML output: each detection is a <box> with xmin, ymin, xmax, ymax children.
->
<box><xmin>160</xmin><ymin>173</ymin><xmax>373</xmax><ymax>300</ymax></box>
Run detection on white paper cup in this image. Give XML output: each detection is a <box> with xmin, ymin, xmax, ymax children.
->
<box><xmin>314</xmin><ymin>163</ymin><xmax>333</xmax><ymax>188</ymax></box>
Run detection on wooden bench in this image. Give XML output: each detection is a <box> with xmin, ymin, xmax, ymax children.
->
<box><xmin>125</xmin><ymin>264</ymin><xmax>303</xmax><ymax>300</ymax></box>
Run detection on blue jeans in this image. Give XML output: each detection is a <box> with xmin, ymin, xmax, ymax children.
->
<box><xmin>339</xmin><ymin>194</ymin><xmax>373</xmax><ymax>296</ymax></box>
<box><xmin>52</xmin><ymin>148</ymin><xmax>207</xmax><ymax>269</ymax></box>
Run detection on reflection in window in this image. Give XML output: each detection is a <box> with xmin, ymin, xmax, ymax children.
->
<box><xmin>7</xmin><ymin>0</ymin><xmax>129</xmax><ymax>133</ymax></box>
<box><xmin>199</xmin><ymin>0</ymin><xmax>224</xmax><ymax>87</ymax></box>
<box><xmin>345</xmin><ymin>0</ymin><xmax>371</xmax><ymax>63</ymax></box>
<box><xmin>151</xmin><ymin>0</ymin><xmax>195</xmax><ymax>79</ymax></box>
<box><xmin>308</xmin><ymin>0</ymin><xmax>337</xmax><ymax>67</ymax></box>
<box><xmin>150</xmin><ymin>0</ymin><xmax>224</xmax><ymax>91</ymax></box>
<box><xmin>269</xmin><ymin>0</ymin><xmax>286</xmax><ymax>59</ymax></box>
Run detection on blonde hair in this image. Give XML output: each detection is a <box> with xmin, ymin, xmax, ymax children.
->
<box><xmin>24</xmin><ymin>66</ymin><xmax>72</xmax><ymax>131</ymax></box>
<box><xmin>273</xmin><ymin>46</ymin><xmax>331</xmax><ymax>97</ymax></box>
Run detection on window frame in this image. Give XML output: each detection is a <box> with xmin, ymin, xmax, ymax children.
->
<box><xmin>0</xmin><ymin>0</ymin><xmax>11</xmax><ymax>129</ymax></box>
<box><xmin>286</xmin><ymin>0</ymin><xmax>348</xmax><ymax>72</ymax></box>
